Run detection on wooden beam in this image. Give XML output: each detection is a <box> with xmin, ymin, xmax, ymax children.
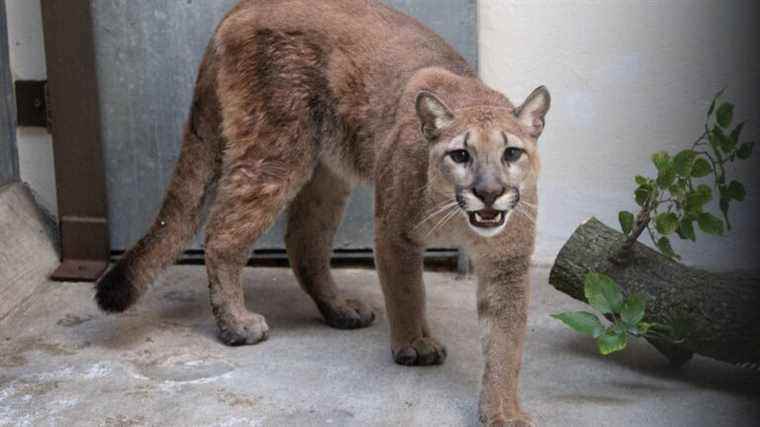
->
<box><xmin>41</xmin><ymin>0</ymin><xmax>110</xmax><ymax>282</ymax></box>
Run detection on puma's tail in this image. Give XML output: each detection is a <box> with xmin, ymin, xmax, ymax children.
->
<box><xmin>95</xmin><ymin>124</ymin><xmax>217</xmax><ymax>312</ymax></box>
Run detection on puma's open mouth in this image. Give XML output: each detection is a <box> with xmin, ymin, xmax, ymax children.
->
<box><xmin>468</xmin><ymin>209</ymin><xmax>507</xmax><ymax>229</ymax></box>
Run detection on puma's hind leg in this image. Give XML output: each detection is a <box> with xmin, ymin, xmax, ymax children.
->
<box><xmin>285</xmin><ymin>163</ymin><xmax>375</xmax><ymax>330</ymax></box>
<box><xmin>202</xmin><ymin>23</ymin><xmax>347</xmax><ymax>344</ymax></box>
<box><xmin>204</xmin><ymin>143</ymin><xmax>315</xmax><ymax>346</ymax></box>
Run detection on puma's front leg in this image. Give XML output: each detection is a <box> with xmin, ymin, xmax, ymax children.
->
<box><xmin>475</xmin><ymin>255</ymin><xmax>534</xmax><ymax>427</ymax></box>
<box><xmin>375</xmin><ymin>231</ymin><xmax>446</xmax><ymax>366</ymax></box>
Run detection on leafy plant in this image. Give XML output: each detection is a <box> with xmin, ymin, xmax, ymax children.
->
<box><xmin>618</xmin><ymin>90</ymin><xmax>754</xmax><ymax>259</ymax></box>
<box><xmin>552</xmin><ymin>273</ymin><xmax>684</xmax><ymax>355</ymax></box>
<box><xmin>553</xmin><ymin>91</ymin><xmax>754</xmax><ymax>357</ymax></box>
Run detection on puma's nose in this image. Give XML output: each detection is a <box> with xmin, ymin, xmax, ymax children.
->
<box><xmin>472</xmin><ymin>185</ymin><xmax>505</xmax><ymax>207</ymax></box>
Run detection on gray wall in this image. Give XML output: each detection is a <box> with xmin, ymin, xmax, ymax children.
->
<box><xmin>91</xmin><ymin>0</ymin><xmax>478</xmax><ymax>251</ymax></box>
<box><xmin>0</xmin><ymin>0</ymin><xmax>18</xmax><ymax>186</ymax></box>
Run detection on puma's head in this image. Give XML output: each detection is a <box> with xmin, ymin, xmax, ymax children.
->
<box><xmin>416</xmin><ymin>86</ymin><xmax>550</xmax><ymax>238</ymax></box>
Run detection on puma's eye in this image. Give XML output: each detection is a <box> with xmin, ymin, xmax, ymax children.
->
<box><xmin>449</xmin><ymin>150</ymin><xmax>471</xmax><ymax>164</ymax></box>
<box><xmin>503</xmin><ymin>147</ymin><xmax>524</xmax><ymax>163</ymax></box>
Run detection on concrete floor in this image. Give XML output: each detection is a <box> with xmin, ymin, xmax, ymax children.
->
<box><xmin>1</xmin><ymin>184</ymin><xmax>759</xmax><ymax>426</ymax></box>
<box><xmin>1</xmin><ymin>264</ymin><xmax>759</xmax><ymax>427</ymax></box>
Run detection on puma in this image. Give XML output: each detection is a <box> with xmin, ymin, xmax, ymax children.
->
<box><xmin>95</xmin><ymin>1</ymin><xmax>550</xmax><ymax>425</ymax></box>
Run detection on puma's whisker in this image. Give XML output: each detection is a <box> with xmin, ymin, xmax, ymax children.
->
<box><xmin>414</xmin><ymin>201</ymin><xmax>459</xmax><ymax>230</ymax></box>
<box><xmin>424</xmin><ymin>206</ymin><xmax>460</xmax><ymax>239</ymax></box>
<box><xmin>514</xmin><ymin>207</ymin><xmax>537</xmax><ymax>225</ymax></box>
<box><xmin>438</xmin><ymin>206</ymin><xmax>462</xmax><ymax>232</ymax></box>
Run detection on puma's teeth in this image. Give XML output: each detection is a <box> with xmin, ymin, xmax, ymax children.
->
<box><xmin>475</xmin><ymin>212</ymin><xmax>502</xmax><ymax>223</ymax></box>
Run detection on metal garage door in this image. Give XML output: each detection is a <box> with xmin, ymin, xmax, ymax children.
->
<box><xmin>91</xmin><ymin>0</ymin><xmax>478</xmax><ymax>254</ymax></box>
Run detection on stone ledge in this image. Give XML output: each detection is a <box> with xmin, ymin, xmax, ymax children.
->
<box><xmin>0</xmin><ymin>182</ymin><xmax>59</xmax><ymax>322</ymax></box>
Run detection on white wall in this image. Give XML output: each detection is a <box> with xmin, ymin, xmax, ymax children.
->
<box><xmin>4</xmin><ymin>0</ymin><xmax>56</xmax><ymax>216</ymax></box>
<box><xmin>480</xmin><ymin>0</ymin><xmax>760</xmax><ymax>270</ymax></box>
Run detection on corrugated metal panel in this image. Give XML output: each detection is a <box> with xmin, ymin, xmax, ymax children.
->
<box><xmin>91</xmin><ymin>0</ymin><xmax>477</xmax><ymax>251</ymax></box>
<box><xmin>0</xmin><ymin>0</ymin><xmax>18</xmax><ymax>186</ymax></box>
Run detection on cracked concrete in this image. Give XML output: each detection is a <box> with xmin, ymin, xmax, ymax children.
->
<box><xmin>1</xmin><ymin>265</ymin><xmax>758</xmax><ymax>426</ymax></box>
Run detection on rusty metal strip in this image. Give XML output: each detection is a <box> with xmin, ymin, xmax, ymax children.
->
<box><xmin>41</xmin><ymin>0</ymin><xmax>110</xmax><ymax>282</ymax></box>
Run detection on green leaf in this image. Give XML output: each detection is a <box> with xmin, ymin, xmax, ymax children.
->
<box><xmin>707</xmin><ymin>89</ymin><xmax>724</xmax><ymax>117</ymax></box>
<box><xmin>655</xmin><ymin>212</ymin><xmax>679</xmax><ymax>235</ymax></box>
<box><xmin>672</xmin><ymin>150</ymin><xmax>696</xmax><ymax>177</ymax></box>
<box><xmin>670</xmin><ymin>179</ymin><xmax>690</xmax><ymax>202</ymax></box>
<box><xmin>584</xmin><ymin>273</ymin><xmax>624</xmax><ymax>315</ymax></box>
<box><xmin>677</xmin><ymin>218</ymin><xmax>696</xmax><ymax>241</ymax></box>
<box><xmin>596</xmin><ymin>327</ymin><xmax>628</xmax><ymax>355</ymax></box>
<box><xmin>638</xmin><ymin>322</ymin><xmax>653</xmax><ymax>334</ymax></box>
<box><xmin>730</xmin><ymin>122</ymin><xmax>744</xmax><ymax>144</ymax></box>
<box><xmin>656</xmin><ymin>236</ymin><xmax>679</xmax><ymax>259</ymax></box>
<box><xmin>619</xmin><ymin>211</ymin><xmax>635</xmax><ymax>235</ymax></box>
<box><xmin>652</xmin><ymin>151</ymin><xmax>671</xmax><ymax>171</ymax></box>
<box><xmin>656</xmin><ymin>167</ymin><xmax>676</xmax><ymax>189</ymax></box>
<box><xmin>697</xmin><ymin>212</ymin><xmax>724</xmax><ymax>235</ymax></box>
<box><xmin>635</xmin><ymin>175</ymin><xmax>649</xmax><ymax>186</ymax></box>
<box><xmin>707</xmin><ymin>98</ymin><xmax>717</xmax><ymax>117</ymax></box>
<box><xmin>621</xmin><ymin>294</ymin><xmax>646</xmax><ymax>326</ymax></box>
<box><xmin>718</xmin><ymin>127</ymin><xmax>737</xmax><ymax>152</ymax></box>
<box><xmin>635</xmin><ymin>186</ymin><xmax>652</xmax><ymax>207</ymax></box>
<box><xmin>737</xmin><ymin>142</ymin><xmax>754</xmax><ymax>160</ymax></box>
<box><xmin>695</xmin><ymin>184</ymin><xmax>713</xmax><ymax>199</ymax></box>
<box><xmin>684</xmin><ymin>184</ymin><xmax>713</xmax><ymax>214</ymax></box>
<box><xmin>552</xmin><ymin>312</ymin><xmax>605</xmax><ymax>338</ymax></box>
<box><xmin>649</xmin><ymin>319</ymin><xmax>688</xmax><ymax>343</ymax></box>
<box><xmin>726</xmin><ymin>180</ymin><xmax>745</xmax><ymax>202</ymax></box>
<box><xmin>691</xmin><ymin>158</ymin><xmax>712</xmax><ymax>178</ymax></box>
<box><xmin>716</xmin><ymin>102</ymin><xmax>734</xmax><ymax>128</ymax></box>
<box><xmin>709</xmin><ymin>129</ymin><xmax>721</xmax><ymax>151</ymax></box>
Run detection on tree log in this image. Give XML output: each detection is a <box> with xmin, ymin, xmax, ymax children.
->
<box><xmin>549</xmin><ymin>217</ymin><xmax>760</xmax><ymax>369</ymax></box>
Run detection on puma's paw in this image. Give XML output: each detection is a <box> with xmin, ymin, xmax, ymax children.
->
<box><xmin>480</xmin><ymin>413</ymin><xmax>536</xmax><ymax>427</ymax></box>
<box><xmin>317</xmin><ymin>297</ymin><xmax>375</xmax><ymax>330</ymax></box>
<box><xmin>392</xmin><ymin>336</ymin><xmax>447</xmax><ymax>366</ymax></box>
<box><xmin>217</xmin><ymin>313</ymin><xmax>270</xmax><ymax>346</ymax></box>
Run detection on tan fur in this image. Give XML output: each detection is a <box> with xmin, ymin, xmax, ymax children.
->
<box><xmin>95</xmin><ymin>1</ymin><xmax>550</xmax><ymax>425</ymax></box>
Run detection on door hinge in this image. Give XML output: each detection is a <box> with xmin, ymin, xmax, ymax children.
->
<box><xmin>14</xmin><ymin>80</ymin><xmax>50</xmax><ymax>128</ymax></box>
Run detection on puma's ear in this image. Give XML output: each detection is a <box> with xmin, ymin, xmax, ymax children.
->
<box><xmin>416</xmin><ymin>91</ymin><xmax>454</xmax><ymax>140</ymax></box>
<box><xmin>517</xmin><ymin>86</ymin><xmax>551</xmax><ymax>138</ymax></box>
